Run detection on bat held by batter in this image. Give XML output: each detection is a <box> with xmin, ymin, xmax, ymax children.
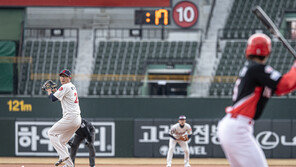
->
<box><xmin>252</xmin><ymin>5</ymin><xmax>296</xmax><ymax>59</ymax></box>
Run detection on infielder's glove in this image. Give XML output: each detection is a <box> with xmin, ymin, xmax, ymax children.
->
<box><xmin>41</xmin><ymin>80</ymin><xmax>57</xmax><ymax>91</ymax></box>
<box><xmin>179</xmin><ymin>135</ymin><xmax>189</xmax><ymax>141</ymax></box>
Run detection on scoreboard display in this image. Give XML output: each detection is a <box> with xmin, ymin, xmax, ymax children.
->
<box><xmin>135</xmin><ymin>9</ymin><xmax>170</xmax><ymax>25</ymax></box>
<box><xmin>134</xmin><ymin>1</ymin><xmax>198</xmax><ymax>28</ymax></box>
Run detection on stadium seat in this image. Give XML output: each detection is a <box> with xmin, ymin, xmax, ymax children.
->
<box><xmin>221</xmin><ymin>0</ymin><xmax>291</xmax><ymax>39</ymax></box>
<box><xmin>18</xmin><ymin>40</ymin><xmax>78</xmax><ymax>95</ymax></box>
<box><xmin>210</xmin><ymin>41</ymin><xmax>294</xmax><ymax>97</ymax></box>
<box><xmin>90</xmin><ymin>41</ymin><xmax>200</xmax><ymax>96</ymax></box>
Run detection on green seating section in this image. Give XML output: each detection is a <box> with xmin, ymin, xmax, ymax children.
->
<box><xmin>222</xmin><ymin>0</ymin><xmax>296</xmax><ymax>39</ymax></box>
<box><xmin>210</xmin><ymin>41</ymin><xmax>296</xmax><ymax>96</ymax></box>
<box><xmin>89</xmin><ymin>41</ymin><xmax>199</xmax><ymax>96</ymax></box>
<box><xmin>215</xmin><ymin>0</ymin><xmax>296</xmax><ymax>96</ymax></box>
<box><xmin>18</xmin><ymin>40</ymin><xmax>77</xmax><ymax>95</ymax></box>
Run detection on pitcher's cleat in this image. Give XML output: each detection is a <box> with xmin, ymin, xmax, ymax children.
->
<box><xmin>55</xmin><ymin>157</ymin><xmax>69</xmax><ymax>166</ymax></box>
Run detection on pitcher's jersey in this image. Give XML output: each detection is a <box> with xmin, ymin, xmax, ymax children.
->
<box><xmin>169</xmin><ymin>123</ymin><xmax>192</xmax><ymax>139</ymax></box>
<box><xmin>226</xmin><ymin>60</ymin><xmax>282</xmax><ymax>120</ymax></box>
<box><xmin>54</xmin><ymin>82</ymin><xmax>81</xmax><ymax>116</ymax></box>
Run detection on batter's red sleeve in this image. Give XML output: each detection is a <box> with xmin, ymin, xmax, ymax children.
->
<box><xmin>275</xmin><ymin>62</ymin><xmax>296</xmax><ymax>96</ymax></box>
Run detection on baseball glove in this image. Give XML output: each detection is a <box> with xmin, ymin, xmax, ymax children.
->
<box><xmin>41</xmin><ymin>80</ymin><xmax>57</xmax><ymax>91</ymax></box>
<box><xmin>179</xmin><ymin>135</ymin><xmax>189</xmax><ymax>141</ymax></box>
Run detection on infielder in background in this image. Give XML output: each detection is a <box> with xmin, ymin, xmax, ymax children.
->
<box><xmin>218</xmin><ymin>33</ymin><xmax>296</xmax><ymax>167</ymax></box>
<box><xmin>167</xmin><ymin>115</ymin><xmax>192</xmax><ymax>167</ymax></box>
<box><xmin>43</xmin><ymin>69</ymin><xmax>82</xmax><ymax>167</ymax></box>
<box><xmin>68</xmin><ymin>118</ymin><xmax>96</xmax><ymax>167</ymax></box>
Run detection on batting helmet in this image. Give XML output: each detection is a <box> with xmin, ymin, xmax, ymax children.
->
<box><xmin>245</xmin><ymin>33</ymin><xmax>271</xmax><ymax>58</ymax></box>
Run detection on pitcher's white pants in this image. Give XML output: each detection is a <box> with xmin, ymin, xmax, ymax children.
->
<box><xmin>167</xmin><ymin>138</ymin><xmax>190</xmax><ymax>166</ymax></box>
<box><xmin>48</xmin><ymin>114</ymin><xmax>81</xmax><ymax>166</ymax></box>
<box><xmin>218</xmin><ymin>114</ymin><xmax>268</xmax><ymax>167</ymax></box>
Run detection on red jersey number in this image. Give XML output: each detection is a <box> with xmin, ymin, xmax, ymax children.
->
<box><xmin>74</xmin><ymin>92</ymin><xmax>79</xmax><ymax>103</ymax></box>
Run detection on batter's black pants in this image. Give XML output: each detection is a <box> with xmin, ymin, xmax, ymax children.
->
<box><xmin>70</xmin><ymin>133</ymin><xmax>96</xmax><ymax>167</ymax></box>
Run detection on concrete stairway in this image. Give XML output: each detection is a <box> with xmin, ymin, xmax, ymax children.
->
<box><xmin>73</xmin><ymin>29</ymin><xmax>94</xmax><ymax>96</ymax></box>
<box><xmin>189</xmin><ymin>0</ymin><xmax>234</xmax><ymax>97</ymax></box>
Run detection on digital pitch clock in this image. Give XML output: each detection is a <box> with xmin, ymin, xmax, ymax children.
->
<box><xmin>134</xmin><ymin>1</ymin><xmax>199</xmax><ymax>28</ymax></box>
<box><xmin>135</xmin><ymin>9</ymin><xmax>171</xmax><ymax>25</ymax></box>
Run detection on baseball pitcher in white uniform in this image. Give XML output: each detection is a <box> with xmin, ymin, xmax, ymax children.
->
<box><xmin>167</xmin><ymin>115</ymin><xmax>192</xmax><ymax>167</ymax></box>
<box><xmin>43</xmin><ymin>69</ymin><xmax>82</xmax><ymax>167</ymax></box>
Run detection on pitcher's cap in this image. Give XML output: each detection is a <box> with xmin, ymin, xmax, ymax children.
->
<box><xmin>59</xmin><ymin>69</ymin><xmax>71</xmax><ymax>77</ymax></box>
<box><xmin>179</xmin><ymin>115</ymin><xmax>186</xmax><ymax>120</ymax></box>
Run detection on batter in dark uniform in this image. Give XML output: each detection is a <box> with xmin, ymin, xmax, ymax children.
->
<box><xmin>217</xmin><ymin>33</ymin><xmax>296</xmax><ymax>167</ymax></box>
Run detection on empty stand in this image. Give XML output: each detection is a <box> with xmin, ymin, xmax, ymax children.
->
<box><xmin>222</xmin><ymin>0</ymin><xmax>296</xmax><ymax>39</ymax></box>
<box><xmin>18</xmin><ymin>28</ymin><xmax>78</xmax><ymax>95</ymax></box>
<box><xmin>89</xmin><ymin>41</ymin><xmax>200</xmax><ymax>96</ymax></box>
<box><xmin>210</xmin><ymin>41</ymin><xmax>296</xmax><ymax>96</ymax></box>
<box><xmin>212</xmin><ymin>0</ymin><xmax>296</xmax><ymax>96</ymax></box>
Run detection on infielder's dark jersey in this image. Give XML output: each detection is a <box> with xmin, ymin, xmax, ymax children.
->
<box><xmin>226</xmin><ymin>60</ymin><xmax>282</xmax><ymax>120</ymax></box>
<box><xmin>75</xmin><ymin>119</ymin><xmax>95</xmax><ymax>139</ymax></box>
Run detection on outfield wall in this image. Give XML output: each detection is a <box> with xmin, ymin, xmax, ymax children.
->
<box><xmin>1</xmin><ymin>97</ymin><xmax>296</xmax><ymax>119</ymax></box>
<box><xmin>1</xmin><ymin>97</ymin><xmax>296</xmax><ymax>158</ymax></box>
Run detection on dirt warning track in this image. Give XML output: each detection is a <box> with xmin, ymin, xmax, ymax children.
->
<box><xmin>0</xmin><ymin>157</ymin><xmax>295</xmax><ymax>167</ymax></box>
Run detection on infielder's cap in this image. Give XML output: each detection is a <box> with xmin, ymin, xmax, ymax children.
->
<box><xmin>179</xmin><ymin>115</ymin><xmax>186</xmax><ymax>120</ymax></box>
<box><xmin>59</xmin><ymin>69</ymin><xmax>71</xmax><ymax>77</ymax></box>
